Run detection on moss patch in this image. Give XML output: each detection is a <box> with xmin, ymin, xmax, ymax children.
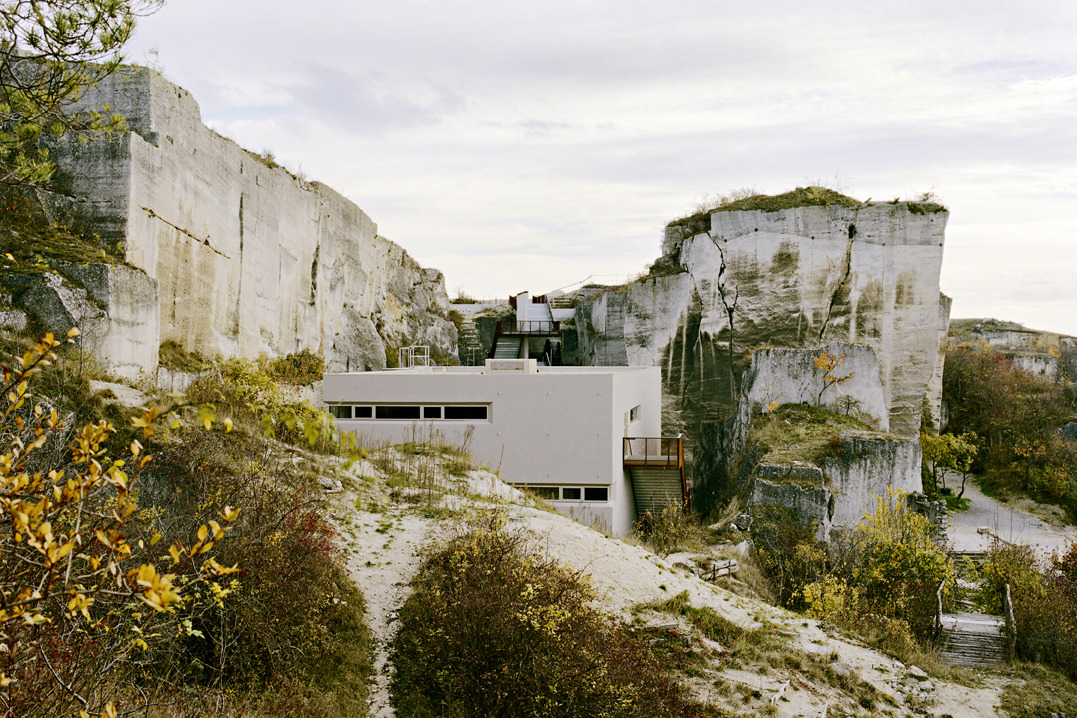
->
<box><xmin>0</xmin><ymin>197</ymin><xmax>121</xmax><ymax>277</ymax></box>
<box><xmin>746</xmin><ymin>404</ymin><xmax>887</xmax><ymax>471</ymax></box>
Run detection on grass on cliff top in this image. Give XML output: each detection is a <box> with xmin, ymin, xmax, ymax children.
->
<box><xmin>666</xmin><ymin>185</ymin><xmax>946</xmax><ymax>229</ymax></box>
<box><xmin>747</xmin><ymin>403</ymin><xmax>887</xmax><ymax>470</ymax></box>
<box><xmin>0</xmin><ymin>189</ymin><xmax>120</xmax><ymax>276</ymax></box>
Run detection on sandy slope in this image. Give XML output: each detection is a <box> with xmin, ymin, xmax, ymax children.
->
<box><xmin>329</xmin><ymin>453</ymin><xmax>1010</xmax><ymax>717</ymax></box>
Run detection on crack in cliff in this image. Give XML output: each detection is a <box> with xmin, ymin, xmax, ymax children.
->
<box><xmin>818</xmin><ymin>238</ymin><xmax>854</xmax><ymax>340</ymax></box>
<box><xmin>140</xmin><ymin>206</ymin><xmax>231</xmax><ymax>259</ymax></box>
<box><xmin>708</xmin><ymin>237</ymin><xmax>740</xmax><ymax>405</ymax></box>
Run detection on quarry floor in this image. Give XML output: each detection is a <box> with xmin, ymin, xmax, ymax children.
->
<box><xmin>326</xmin><ymin>451</ymin><xmax>1017</xmax><ymax>718</ymax></box>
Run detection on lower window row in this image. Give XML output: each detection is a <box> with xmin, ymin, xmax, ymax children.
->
<box><xmin>527</xmin><ymin>486</ymin><xmax>609</xmax><ymax>502</ymax></box>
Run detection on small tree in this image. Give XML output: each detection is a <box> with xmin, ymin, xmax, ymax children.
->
<box><xmin>920</xmin><ymin>431</ymin><xmax>978</xmax><ymax>496</ymax></box>
<box><xmin>0</xmin><ymin>0</ymin><xmax>163</xmax><ymax>187</ymax></box>
<box><xmin>813</xmin><ymin>349</ymin><xmax>852</xmax><ymax>406</ymax></box>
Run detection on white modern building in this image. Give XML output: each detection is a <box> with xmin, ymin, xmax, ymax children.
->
<box><xmin>322</xmin><ymin>357</ymin><xmax>686</xmax><ymax>535</ymax></box>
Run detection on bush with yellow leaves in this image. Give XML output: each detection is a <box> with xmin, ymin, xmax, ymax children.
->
<box><xmin>0</xmin><ymin>332</ymin><xmax>239</xmax><ymax>718</ymax></box>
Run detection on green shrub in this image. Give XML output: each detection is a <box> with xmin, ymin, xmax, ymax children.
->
<box><xmin>261</xmin><ymin>349</ymin><xmax>325</xmax><ymax>385</ymax></box>
<box><xmin>390</xmin><ymin>511</ymin><xmax>718</xmax><ymax>718</ymax></box>
<box><xmin>982</xmin><ymin>541</ymin><xmax>1077</xmax><ymax>679</ymax></box>
<box><xmin>140</xmin><ymin>423</ymin><xmax>371</xmax><ymax>713</ymax></box>
<box><xmin>186</xmin><ymin>357</ymin><xmax>338</xmax><ymax>451</ymax></box>
<box><xmin>943</xmin><ymin>343</ymin><xmax>1077</xmax><ymax>516</ymax></box>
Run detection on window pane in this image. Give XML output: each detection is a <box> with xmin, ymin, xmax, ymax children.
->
<box><xmin>353</xmin><ymin>406</ymin><xmax>372</xmax><ymax>418</ymax></box>
<box><xmin>423</xmin><ymin>406</ymin><xmax>443</xmax><ymax>419</ymax></box>
<box><xmin>329</xmin><ymin>405</ymin><xmax>351</xmax><ymax>419</ymax></box>
<box><xmin>530</xmin><ymin>486</ymin><xmax>558</xmax><ymax>500</ymax></box>
<box><xmin>583</xmin><ymin>487</ymin><xmax>608</xmax><ymax>502</ymax></box>
<box><xmin>444</xmin><ymin>405</ymin><xmax>488</xmax><ymax>420</ymax></box>
<box><xmin>375</xmin><ymin>405</ymin><xmax>421</xmax><ymax>420</ymax></box>
<box><xmin>561</xmin><ymin>487</ymin><xmax>581</xmax><ymax>500</ymax></box>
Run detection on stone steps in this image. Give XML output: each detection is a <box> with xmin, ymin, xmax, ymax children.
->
<box><xmin>458</xmin><ymin>315</ymin><xmax>484</xmax><ymax>364</ymax></box>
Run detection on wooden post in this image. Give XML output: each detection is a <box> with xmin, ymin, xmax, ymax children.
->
<box><xmin>1003</xmin><ymin>583</ymin><xmax>1017</xmax><ymax>661</ymax></box>
<box><xmin>934</xmin><ymin>579</ymin><xmax>945</xmax><ymax>642</ymax></box>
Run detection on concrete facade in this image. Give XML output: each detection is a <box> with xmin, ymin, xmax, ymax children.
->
<box><xmin>323</xmin><ymin>360</ymin><xmax>662</xmax><ymax>535</ymax></box>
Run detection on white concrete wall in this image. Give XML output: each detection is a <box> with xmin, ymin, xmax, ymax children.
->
<box><xmin>323</xmin><ymin>364</ymin><xmax>662</xmax><ymax>535</ymax></box>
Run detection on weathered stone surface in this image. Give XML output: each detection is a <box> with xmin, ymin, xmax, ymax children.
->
<box><xmin>575</xmin><ymin>203</ymin><xmax>949</xmax><ymax>440</ymax></box>
<box><xmin>698</xmin><ymin>343</ymin><xmax>922</xmax><ymax>535</ymax></box>
<box><xmin>42</xmin><ymin>67</ymin><xmax>455</xmax><ymax>375</ymax></box>
<box><xmin>949</xmin><ymin>318</ymin><xmax>1077</xmax><ymax>384</ymax></box>
<box><xmin>738</xmin><ymin>342</ymin><xmax>889</xmax><ymax>431</ymax></box>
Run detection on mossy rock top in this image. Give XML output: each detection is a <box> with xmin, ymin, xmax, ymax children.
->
<box><xmin>747</xmin><ymin>403</ymin><xmax>894</xmax><ymax>476</ymax></box>
<box><xmin>667</xmin><ymin>186</ymin><xmax>946</xmax><ymax>229</ymax></box>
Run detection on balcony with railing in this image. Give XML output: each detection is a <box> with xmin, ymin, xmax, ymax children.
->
<box><xmin>494</xmin><ymin>319</ymin><xmax>561</xmax><ymax>336</ymax></box>
<box><xmin>623</xmin><ymin>435</ymin><xmax>684</xmax><ymax>469</ymax></box>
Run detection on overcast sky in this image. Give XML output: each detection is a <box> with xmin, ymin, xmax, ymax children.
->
<box><xmin>126</xmin><ymin>1</ymin><xmax>1077</xmax><ymax>335</ymax></box>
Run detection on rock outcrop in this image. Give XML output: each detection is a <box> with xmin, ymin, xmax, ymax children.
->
<box><xmin>28</xmin><ymin>67</ymin><xmax>455</xmax><ymax>378</ymax></box>
<box><xmin>573</xmin><ymin>198</ymin><xmax>950</xmax><ymax>440</ymax></box>
<box><xmin>699</xmin><ymin>343</ymin><xmax>923</xmax><ymax>532</ymax></box>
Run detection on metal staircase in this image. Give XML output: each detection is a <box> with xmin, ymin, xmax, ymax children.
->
<box><xmin>492</xmin><ymin>335</ymin><xmax>523</xmax><ymax>359</ymax></box>
<box><xmin>458</xmin><ymin>315</ymin><xmax>484</xmax><ymax>365</ymax></box>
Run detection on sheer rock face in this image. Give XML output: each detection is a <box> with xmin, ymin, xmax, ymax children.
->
<box><xmin>40</xmin><ymin>67</ymin><xmax>454</xmax><ymax>377</ymax></box>
<box><xmin>575</xmin><ymin>203</ymin><xmax>950</xmax><ymax>440</ymax></box>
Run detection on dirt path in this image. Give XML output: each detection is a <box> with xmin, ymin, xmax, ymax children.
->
<box><xmin>946</xmin><ymin>473</ymin><xmax>1076</xmax><ymax>556</ymax></box>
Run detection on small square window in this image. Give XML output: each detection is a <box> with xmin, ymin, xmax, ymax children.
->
<box><xmin>423</xmin><ymin>406</ymin><xmax>442</xmax><ymax>419</ymax></box>
<box><xmin>329</xmin><ymin>405</ymin><xmax>351</xmax><ymax>419</ymax></box>
<box><xmin>583</xmin><ymin>487</ymin><xmax>608</xmax><ymax>502</ymax></box>
<box><xmin>530</xmin><ymin>486</ymin><xmax>558</xmax><ymax>500</ymax></box>
<box><xmin>561</xmin><ymin>487</ymin><xmax>581</xmax><ymax>500</ymax></box>
<box><xmin>353</xmin><ymin>406</ymin><xmax>372</xmax><ymax>418</ymax></box>
<box><xmin>629</xmin><ymin>405</ymin><xmax>639</xmax><ymax>422</ymax></box>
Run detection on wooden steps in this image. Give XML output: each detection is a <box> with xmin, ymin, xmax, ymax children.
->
<box><xmin>940</xmin><ymin>612</ymin><xmax>1006</xmax><ymax>666</ymax></box>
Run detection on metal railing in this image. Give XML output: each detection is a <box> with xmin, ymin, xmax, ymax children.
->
<box><xmin>398</xmin><ymin>345</ymin><xmax>430</xmax><ymax>369</ymax></box>
<box><xmin>495</xmin><ymin>320</ymin><xmax>560</xmax><ymax>335</ymax></box>
<box><xmin>622</xmin><ymin>435</ymin><xmax>684</xmax><ymax>469</ymax></box>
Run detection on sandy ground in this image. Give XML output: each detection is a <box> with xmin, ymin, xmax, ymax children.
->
<box><xmin>329</xmin><ymin>454</ymin><xmax>1018</xmax><ymax>717</ymax></box>
<box><xmin>945</xmin><ymin>473</ymin><xmax>1076</xmax><ymax>557</ymax></box>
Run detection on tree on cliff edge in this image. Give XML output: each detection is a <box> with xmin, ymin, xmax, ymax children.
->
<box><xmin>0</xmin><ymin>0</ymin><xmax>161</xmax><ymax>187</ymax></box>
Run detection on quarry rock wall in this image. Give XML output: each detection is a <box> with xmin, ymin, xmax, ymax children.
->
<box><xmin>749</xmin><ymin>432</ymin><xmax>921</xmax><ymax>540</ymax></box>
<box><xmin>703</xmin><ymin>343</ymin><xmax>922</xmax><ymax>531</ymax></box>
<box><xmin>737</xmin><ymin>343</ymin><xmax>890</xmax><ymax>431</ymax></box>
<box><xmin>575</xmin><ymin>203</ymin><xmax>950</xmax><ymax>440</ymax></box>
<box><xmin>39</xmin><ymin>67</ymin><xmax>454</xmax><ymax>377</ymax></box>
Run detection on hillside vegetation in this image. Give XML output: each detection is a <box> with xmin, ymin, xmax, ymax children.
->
<box><xmin>943</xmin><ymin>342</ymin><xmax>1077</xmax><ymax>517</ymax></box>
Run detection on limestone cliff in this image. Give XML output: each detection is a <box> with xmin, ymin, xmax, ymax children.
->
<box><xmin>30</xmin><ymin>67</ymin><xmax>455</xmax><ymax>377</ymax></box>
<box><xmin>697</xmin><ymin>344</ymin><xmax>923</xmax><ymax>533</ymax></box>
<box><xmin>574</xmin><ymin>195</ymin><xmax>950</xmax><ymax>440</ymax></box>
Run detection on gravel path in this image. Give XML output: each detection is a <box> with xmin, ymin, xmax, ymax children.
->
<box><xmin>945</xmin><ymin>473</ymin><xmax>1076</xmax><ymax>556</ymax></box>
